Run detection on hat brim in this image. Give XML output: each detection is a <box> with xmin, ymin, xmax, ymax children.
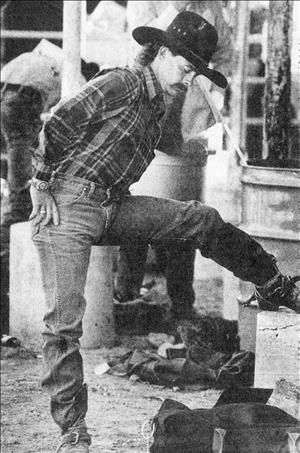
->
<box><xmin>133</xmin><ymin>26</ymin><xmax>228</xmax><ymax>89</ymax></box>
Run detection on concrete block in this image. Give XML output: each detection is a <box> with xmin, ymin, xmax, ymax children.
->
<box><xmin>254</xmin><ymin>311</ymin><xmax>300</xmax><ymax>388</ymax></box>
<box><xmin>10</xmin><ymin>222</ymin><xmax>114</xmax><ymax>350</ymax></box>
<box><xmin>267</xmin><ymin>378</ymin><xmax>300</xmax><ymax>420</ymax></box>
<box><xmin>81</xmin><ymin>246</ymin><xmax>115</xmax><ymax>349</ymax></box>
<box><xmin>10</xmin><ymin>223</ymin><xmax>45</xmax><ymax>350</ymax></box>
<box><xmin>238</xmin><ymin>300</ymin><xmax>259</xmax><ymax>352</ymax></box>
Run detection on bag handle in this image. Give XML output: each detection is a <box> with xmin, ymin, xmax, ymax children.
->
<box><xmin>287</xmin><ymin>432</ymin><xmax>300</xmax><ymax>453</ymax></box>
<box><xmin>213</xmin><ymin>428</ymin><xmax>226</xmax><ymax>453</ymax></box>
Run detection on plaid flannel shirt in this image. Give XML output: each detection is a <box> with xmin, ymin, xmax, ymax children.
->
<box><xmin>32</xmin><ymin>66</ymin><xmax>165</xmax><ymax>191</ymax></box>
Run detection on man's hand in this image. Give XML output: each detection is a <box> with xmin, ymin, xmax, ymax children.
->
<box><xmin>169</xmin><ymin>1</ymin><xmax>193</xmax><ymax>12</ymax></box>
<box><xmin>29</xmin><ymin>185</ymin><xmax>59</xmax><ymax>226</ymax></box>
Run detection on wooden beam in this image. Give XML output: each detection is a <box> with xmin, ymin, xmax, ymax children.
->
<box><xmin>1</xmin><ymin>30</ymin><xmax>63</xmax><ymax>39</ymax></box>
<box><xmin>264</xmin><ymin>0</ymin><xmax>293</xmax><ymax>161</ymax></box>
<box><xmin>62</xmin><ymin>0</ymin><xmax>83</xmax><ymax>96</ymax></box>
<box><xmin>230</xmin><ymin>0</ymin><xmax>249</xmax><ymax>149</ymax></box>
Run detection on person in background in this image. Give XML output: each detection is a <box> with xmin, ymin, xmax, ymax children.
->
<box><xmin>85</xmin><ymin>0</ymin><xmax>128</xmax><ymax>69</ymax></box>
<box><xmin>29</xmin><ymin>12</ymin><xmax>299</xmax><ymax>451</ymax></box>
<box><xmin>0</xmin><ymin>45</ymin><xmax>99</xmax><ymax>335</ymax></box>
<box><xmin>115</xmin><ymin>0</ymin><xmax>233</xmax><ymax>319</ymax></box>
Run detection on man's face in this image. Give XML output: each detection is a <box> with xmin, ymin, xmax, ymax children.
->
<box><xmin>156</xmin><ymin>47</ymin><xmax>197</xmax><ymax>97</ymax></box>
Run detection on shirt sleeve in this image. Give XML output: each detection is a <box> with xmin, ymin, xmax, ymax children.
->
<box><xmin>31</xmin><ymin>69</ymin><xmax>141</xmax><ymax>181</ymax></box>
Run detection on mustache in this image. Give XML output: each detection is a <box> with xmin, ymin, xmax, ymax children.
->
<box><xmin>172</xmin><ymin>83</ymin><xmax>188</xmax><ymax>93</ymax></box>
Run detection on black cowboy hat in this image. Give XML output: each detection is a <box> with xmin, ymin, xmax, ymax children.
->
<box><xmin>132</xmin><ymin>11</ymin><xmax>228</xmax><ymax>89</ymax></box>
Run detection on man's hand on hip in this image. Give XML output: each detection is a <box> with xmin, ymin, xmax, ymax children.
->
<box><xmin>29</xmin><ymin>185</ymin><xmax>59</xmax><ymax>226</ymax></box>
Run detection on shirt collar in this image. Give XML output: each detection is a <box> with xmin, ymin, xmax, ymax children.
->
<box><xmin>141</xmin><ymin>65</ymin><xmax>165</xmax><ymax>120</ymax></box>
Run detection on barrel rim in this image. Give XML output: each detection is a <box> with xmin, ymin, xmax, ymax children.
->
<box><xmin>241</xmin><ymin>163</ymin><xmax>300</xmax><ymax>172</ymax></box>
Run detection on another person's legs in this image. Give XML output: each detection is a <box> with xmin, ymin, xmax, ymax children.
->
<box><xmin>116</xmin><ymin>236</ymin><xmax>196</xmax><ymax>318</ymax></box>
<box><xmin>157</xmin><ymin>243</ymin><xmax>196</xmax><ymax>317</ymax></box>
<box><xmin>0</xmin><ymin>87</ymin><xmax>43</xmax><ymax>334</ymax></box>
<box><xmin>0</xmin><ymin>224</ymin><xmax>10</xmax><ymax>335</ymax></box>
<box><xmin>115</xmin><ymin>242</ymin><xmax>148</xmax><ymax>301</ymax></box>
<box><xmin>1</xmin><ymin>87</ymin><xmax>43</xmax><ymax>215</ymax></box>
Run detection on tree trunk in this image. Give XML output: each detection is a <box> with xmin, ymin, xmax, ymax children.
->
<box><xmin>264</xmin><ymin>0</ymin><xmax>292</xmax><ymax>163</ymax></box>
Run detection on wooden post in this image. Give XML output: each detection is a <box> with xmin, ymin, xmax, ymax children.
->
<box><xmin>0</xmin><ymin>1</ymin><xmax>8</xmax><ymax>64</ymax></box>
<box><xmin>223</xmin><ymin>1</ymin><xmax>250</xmax><ymax>320</ymax></box>
<box><xmin>264</xmin><ymin>0</ymin><xmax>293</xmax><ymax>163</ymax></box>
<box><xmin>291</xmin><ymin>0</ymin><xmax>300</xmax><ymax>124</ymax></box>
<box><xmin>230</xmin><ymin>1</ymin><xmax>249</xmax><ymax>153</ymax></box>
<box><xmin>62</xmin><ymin>0</ymin><xmax>83</xmax><ymax>96</ymax></box>
<box><xmin>290</xmin><ymin>0</ymin><xmax>300</xmax><ymax>164</ymax></box>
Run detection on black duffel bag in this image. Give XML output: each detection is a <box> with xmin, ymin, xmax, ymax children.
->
<box><xmin>150</xmin><ymin>398</ymin><xmax>300</xmax><ymax>453</ymax></box>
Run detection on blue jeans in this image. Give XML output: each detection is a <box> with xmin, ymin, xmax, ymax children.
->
<box><xmin>32</xmin><ymin>173</ymin><xmax>276</xmax><ymax>433</ymax></box>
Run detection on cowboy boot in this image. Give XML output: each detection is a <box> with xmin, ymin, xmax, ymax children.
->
<box><xmin>56</xmin><ymin>428</ymin><xmax>91</xmax><ymax>453</ymax></box>
<box><xmin>254</xmin><ymin>272</ymin><xmax>300</xmax><ymax>312</ymax></box>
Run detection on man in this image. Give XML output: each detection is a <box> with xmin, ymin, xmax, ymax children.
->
<box><xmin>115</xmin><ymin>0</ymin><xmax>232</xmax><ymax>319</ymax></box>
<box><xmin>0</xmin><ymin>44</ymin><xmax>98</xmax><ymax>335</ymax></box>
<box><xmin>30</xmin><ymin>12</ymin><xmax>299</xmax><ymax>452</ymax></box>
<box><xmin>0</xmin><ymin>48</ymin><xmax>61</xmax><ymax>335</ymax></box>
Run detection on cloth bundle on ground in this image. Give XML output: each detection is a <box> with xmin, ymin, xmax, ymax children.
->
<box><xmin>108</xmin><ymin>349</ymin><xmax>216</xmax><ymax>386</ymax></box>
<box><xmin>150</xmin><ymin>398</ymin><xmax>300</xmax><ymax>453</ymax></box>
<box><xmin>108</xmin><ymin>317</ymin><xmax>254</xmax><ymax>387</ymax></box>
<box><xmin>108</xmin><ymin>349</ymin><xmax>255</xmax><ymax>388</ymax></box>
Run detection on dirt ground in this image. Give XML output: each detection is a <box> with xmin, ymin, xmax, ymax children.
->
<box><xmin>1</xmin><ymin>278</ymin><xmax>223</xmax><ymax>453</ymax></box>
